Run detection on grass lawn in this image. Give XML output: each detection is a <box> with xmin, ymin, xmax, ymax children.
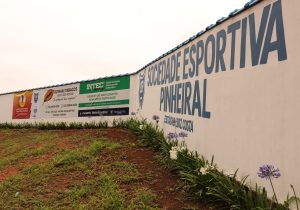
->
<box><xmin>0</xmin><ymin>128</ymin><xmax>210</xmax><ymax>210</ymax></box>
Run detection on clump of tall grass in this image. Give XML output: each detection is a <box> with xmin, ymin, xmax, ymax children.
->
<box><xmin>0</xmin><ymin>121</ymin><xmax>108</xmax><ymax>130</ymax></box>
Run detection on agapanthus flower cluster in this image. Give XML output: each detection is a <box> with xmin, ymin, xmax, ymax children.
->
<box><xmin>258</xmin><ymin>165</ymin><xmax>281</xmax><ymax>179</ymax></box>
<box><xmin>169</xmin><ymin>145</ymin><xmax>186</xmax><ymax>160</ymax></box>
<box><xmin>167</xmin><ymin>132</ymin><xmax>178</xmax><ymax>140</ymax></box>
<box><xmin>171</xmin><ymin>145</ymin><xmax>186</xmax><ymax>152</ymax></box>
<box><xmin>139</xmin><ymin>124</ymin><xmax>145</xmax><ymax>130</ymax></box>
<box><xmin>152</xmin><ymin>115</ymin><xmax>160</xmax><ymax>123</ymax></box>
<box><xmin>199</xmin><ymin>164</ymin><xmax>214</xmax><ymax>175</ymax></box>
<box><xmin>178</xmin><ymin>131</ymin><xmax>188</xmax><ymax>138</ymax></box>
<box><xmin>169</xmin><ymin>148</ymin><xmax>177</xmax><ymax>160</ymax></box>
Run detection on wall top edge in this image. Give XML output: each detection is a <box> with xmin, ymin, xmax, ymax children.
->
<box><xmin>0</xmin><ymin>0</ymin><xmax>262</xmax><ymax>96</ymax></box>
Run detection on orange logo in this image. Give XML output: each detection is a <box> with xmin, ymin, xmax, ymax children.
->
<box><xmin>17</xmin><ymin>93</ymin><xmax>26</xmax><ymax>108</ymax></box>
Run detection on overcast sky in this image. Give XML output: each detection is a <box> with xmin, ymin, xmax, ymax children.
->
<box><xmin>0</xmin><ymin>0</ymin><xmax>247</xmax><ymax>94</ymax></box>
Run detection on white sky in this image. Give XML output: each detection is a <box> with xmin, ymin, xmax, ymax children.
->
<box><xmin>0</xmin><ymin>0</ymin><xmax>247</xmax><ymax>94</ymax></box>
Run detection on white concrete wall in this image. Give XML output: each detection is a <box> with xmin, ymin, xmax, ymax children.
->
<box><xmin>0</xmin><ymin>0</ymin><xmax>299</xmax><ymax>202</ymax></box>
<box><xmin>0</xmin><ymin>93</ymin><xmax>13</xmax><ymax>122</ymax></box>
<box><xmin>132</xmin><ymin>0</ymin><xmax>300</xmax><ymax>202</ymax></box>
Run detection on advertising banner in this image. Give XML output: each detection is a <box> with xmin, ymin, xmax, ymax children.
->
<box><xmin>12</xmin><ymin>91</ymin><xmax>33</xmax><ymax>119</ymax></box>
<box><xmin>78</xmin><ymin>76</ymin><xmax>130</xmax><ymax>117</ymax></box>
<box><xmin>41</xmin><ymin>84</ymin><xmax>79</xmax><ymax>118</ymax></box>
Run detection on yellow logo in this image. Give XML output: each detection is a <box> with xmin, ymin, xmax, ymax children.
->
<box><xmin>17</xmin><ymin>93</ymin><xmax>26</xmax><ymax>108</ymax></box>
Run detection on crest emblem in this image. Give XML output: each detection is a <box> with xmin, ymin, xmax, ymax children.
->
<box><xmin>33</xmin><ymin>93</ymin><xmax>39</xmax><ymax>103</ymax></box>
<box><xmin>139</xmin><ymin>71</ymin><xmax>145</xmax><ymax>109</ymax></box>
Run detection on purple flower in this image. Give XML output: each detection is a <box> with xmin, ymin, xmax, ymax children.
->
<box><xmin>178</xmin><ymin>131</ymin><xmax>188</xmax><ymax>138</ymax></box>
<box><xmin>258</xmin><ymin>165</ymin><xmax>281</xmax><ymax>179</ymax></box>
<box><xmin>167</xmin><ymin>132</ymin><xmax>178</xmax><ymax>140</ymax></box>
<box><xmin>152</xmin><ymin>115</ymin><xmax>160</xmax><ymax>123</ymax></box>
<box><xmin>171</xmin><ymin>118</ymin><xmax>176</xmax><ymax>125</ymax></box>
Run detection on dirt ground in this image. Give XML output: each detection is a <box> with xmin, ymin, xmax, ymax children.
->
<box><xmin>0</xmin><ymin>128</ymin><xmax>210</xmax><ymax>210</ymax></box>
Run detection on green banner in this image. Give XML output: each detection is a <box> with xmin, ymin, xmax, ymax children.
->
<box><xmin>80</xmin><ymin>76</ymin><xmax>130</xmax><ymax>94</ymax></box>
<box><xmin>79</xmin><ymin>99</ymin><xmax>129</xmax><ymax>108</ymax></box>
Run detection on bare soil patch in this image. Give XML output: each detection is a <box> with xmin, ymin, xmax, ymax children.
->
<box><xmin>0</xmin><ymin>128</ymin><xmax>210</xmax><ymax>209</ymax></box>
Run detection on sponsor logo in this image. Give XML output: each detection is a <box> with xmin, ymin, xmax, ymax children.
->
<box><xmin>139</xmin><ymin>71</ymin><xmax>145</xmax><ymax>109</ymax></box>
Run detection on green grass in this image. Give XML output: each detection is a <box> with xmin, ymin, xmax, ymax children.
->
<box><xmin>0</xmin><ymin>129</ymin><xmax>163</xmax><ymax>210</ymax></box>
<box><xmin>0</xmin><ymin>131</ymin><xmax>58</xmax><ymax>169</ymax></box>
<box><xmin>129</xmin><ymin>187</ymin><xmax>159</xmax><ymax>209</ymax></box>
<box><xmin>63</xmin><ymin>173</ymin><xmax>126</xmax><ymax>209</ymax></box>
<box><xmin>86</xmin><ymin>139</ymin><xmax>121</xmax><ymax>156</ymax></box>
<box><xmin>53</xmin><ymin>149</ymin><xmax>90</xmax><ymax>166</ymax></box>
<box><xmin>0</xmin><ymin>120</ymin><xmax>294</xmax><ymax>210</ymax></box>
<box><xmin>0</xmin><ymin>125</ymin><xmax>219</xmax><ymax>210</ymax></box>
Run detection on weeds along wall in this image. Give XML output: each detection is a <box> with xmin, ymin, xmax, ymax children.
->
<box><xmin>0</xmin><ymin>0</ymin><xmax>299</xmax><ymax>202</ymax></box>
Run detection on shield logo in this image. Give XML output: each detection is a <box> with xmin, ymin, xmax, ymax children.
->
<box><xmin>139</xmin><ymin>71</ymin><xmax>145</xmax><ymax>109</ymax></box>
<box><xmin>33</xmin><ymin>92</ymin><xmax>39</xmax><ymax>103</ymax></box>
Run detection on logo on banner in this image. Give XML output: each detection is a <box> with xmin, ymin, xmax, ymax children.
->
<box><xmin>33</xmin><ymin>92</ymin><xmax>39</xmax><ymax>103</ymax></box>
<box><xmin>18</xmin><ymin>93</ymin><xmax>26</xmax><ymax>108</ymax></box>
<box><xmin>12</xmin><ymin>91</ymin><xmax>33</xmax><ymax>119</ymax></box>
<box><xmin>139</xmin><ymin>70</ymin><xmax>145</xmax><ymax>109</ymax></box>
<box><xmin>43</xmin><ymin>89</ymin><xmax>54</xmax><ymax>103</ymax></box>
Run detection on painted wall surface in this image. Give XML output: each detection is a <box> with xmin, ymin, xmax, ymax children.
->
<box><xmin>0</xmin><ymin>0</ymin><xmax>299</xmax><ymax>202</ymax></box>
<box><xmin>132</xmin><ymin>0</ymin><xmax>299</xmax><ymax>202</ymax></box>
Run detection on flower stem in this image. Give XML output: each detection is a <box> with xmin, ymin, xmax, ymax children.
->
<box><xmin>269</xmin><ymin>177</ymin><xmax>278</xmax><ymax>204</ymax></box>
<box><xmin>291</xmin><ymin>184</ymin><xmax>299</xmax><ymax>210</ymax></box>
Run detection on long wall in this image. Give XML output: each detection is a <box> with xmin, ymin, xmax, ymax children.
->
<box><xmin>0</xmin><ymin>0</ymin><xmax>299</xmax><ymax>202</ymax></box>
